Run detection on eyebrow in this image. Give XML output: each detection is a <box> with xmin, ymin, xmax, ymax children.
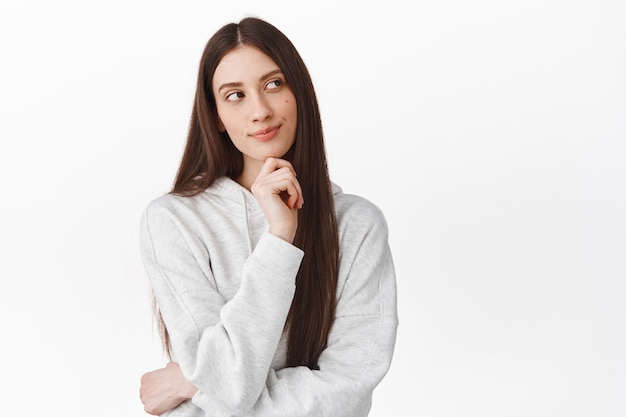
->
<box><xmin>217</xmin><ymin>69</ymin><xmax>283</xmax><ymax>92</ymax></box>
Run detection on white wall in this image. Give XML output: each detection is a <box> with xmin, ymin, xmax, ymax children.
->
<box><xmin>1</xmin><ymin>1</ymin><xmax>624</xmax><ymax>416</ymax></box>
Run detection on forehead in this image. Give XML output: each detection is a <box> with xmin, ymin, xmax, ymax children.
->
<box><xmin>212</xmin><ymin>45</ymin><xmax>280</xmax><ymax>88</ymax></box>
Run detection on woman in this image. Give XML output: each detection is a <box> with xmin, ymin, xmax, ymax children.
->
<box><xmin>139</xmin><ymin>17</ymin><xmax>398</xmax><ymax>416</ymax></box>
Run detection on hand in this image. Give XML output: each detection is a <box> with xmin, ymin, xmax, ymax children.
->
<box><xmin>140</xmin><ymin>362</ymin><xmax>198</xmax><ymax>415</ymax></box>
<box><xmin>251</xmin><ymin>157</ymin><xmax>304</xmax><ymax>243</ymax></box>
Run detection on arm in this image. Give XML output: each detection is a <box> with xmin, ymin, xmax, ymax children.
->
<box><xmin>141</xmin><ymin>159</ymin><xmax>305</xmax><ymax>415</ymax></box>
<box><xmin>140</xmin><ymin>362</ymin><xmax>198</xmax><ymax>415</ymax></box>
<box><xmin>192</xmin><ymin>200</ymin><xmax>398</xmax><ymax>416</ymax></box>
<box><xmin>141</xmin><ymin>204</ymin><xmax>303</xmax><ymax>415</ymax></box>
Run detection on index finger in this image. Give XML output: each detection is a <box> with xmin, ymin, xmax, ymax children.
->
<box><xmin>258</xmin><ymin>157</ymin><xmax>297</xmax><ymax>177</ymax></box>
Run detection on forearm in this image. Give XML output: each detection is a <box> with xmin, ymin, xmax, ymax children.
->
<box><xmin>143</xmin><ymin>210</ymin><xmax>303</xmax><ymax>414</ymax></box>
<box><xmin>190</xmin><ymin>311</ymin><xmax>398</xmax><ymax>417</ymax></box>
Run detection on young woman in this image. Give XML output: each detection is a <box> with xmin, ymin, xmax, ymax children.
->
<box><xmin>139</xmin><ymin>17</ymin><xmax>398</xmax><ymax>416</ymax></box>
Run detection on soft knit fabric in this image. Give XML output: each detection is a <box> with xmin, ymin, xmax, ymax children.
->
<box><xmin>140</xmin><ymin>177</ymin><xmax>398</xmax><ymax>417</ymax></box>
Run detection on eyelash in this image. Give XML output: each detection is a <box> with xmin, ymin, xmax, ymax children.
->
<box><xmin>267</xmin><ymin>79</ymin><xmax>282</xmax><ymax>89</ymax></box>
<box><xmin>224</xmin><ymin>78</ymin><xmax>284</xmax><ymax>102</ymax></box>
<box><xmin>225</xmin><ymin>91</ymin><xmax>244</xmax><ymax>102</ymax></box>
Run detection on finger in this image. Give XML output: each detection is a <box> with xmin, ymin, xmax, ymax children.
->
<box><xmin>282</xmin><ymin>181</ymin><xmax>300</xmax><ymax>209</ymax></box>
<box><xmin>253</xmin><ymin>160</ymin><xmax>305</xmax><ymax>210</ymax></box>
<box><xmin>276</xmin><ymin>175</ymin><xmax>304</xmax><ymax>209</ymax></box>
<box><xmin>264</xmin><ymin>166</ymin><xmax>304</xmax><ymax>207</ymax></box>
<box><xmin>286</xmin><ymin>192</ymin><xmax>299</xmax><ymax>210</ymax></box>
<box><xmin>254</xmin><ymin>168</ymin><xmax>303</xmax><ymax>204</ymax></box>
<box><xmin>267</xmin><ymin>177</ymin><xmax>300</xmax><ymax>207</ymax></box>
<box><xmin>258</xmin><ymin>157</ymin><xmax>297</xmax><ymax>178</ymax></box>
<box><xmin>278</xmin><ymin>178</ymin><xmax>303</xmax><ymax>209</ymax></box>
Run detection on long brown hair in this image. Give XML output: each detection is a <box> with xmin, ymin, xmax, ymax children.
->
<box><xmin>158</xmin><ymin>17</ymin><xmax>339</xmax><ymax>370</ymax></box>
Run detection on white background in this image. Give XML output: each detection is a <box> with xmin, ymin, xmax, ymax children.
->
<box><xmin>1</xmin><ymin>1</ymin><xmax>625</xmax><ymax>416</ymax></box>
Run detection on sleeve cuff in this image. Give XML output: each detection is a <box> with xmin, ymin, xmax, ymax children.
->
<box><xmin>248</xmin><ymin>232</ymin><xmax>304</xmax><ymax>284</ymax></box>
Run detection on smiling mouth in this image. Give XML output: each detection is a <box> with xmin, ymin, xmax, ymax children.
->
<box><xmin>250</xmin><ymin>125</ymin><xmax>280</xmax><ymax>141</ymax></box>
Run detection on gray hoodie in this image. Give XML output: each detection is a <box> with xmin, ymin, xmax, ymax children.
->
<box><xmin>140</xmin><ymin>177</ymin><xmax>398</xmax><ymax>417</ymax></box>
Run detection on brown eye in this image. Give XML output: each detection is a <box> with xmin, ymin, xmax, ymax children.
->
<box><xmin>266</xmin><ymin>79</ymin><xmax>282</xmax><ymax>90</ymax></box>
<box><xmin>226</xmin><ymin>91</ymin><xmax>244</xmax><ymax>101</ymax></box>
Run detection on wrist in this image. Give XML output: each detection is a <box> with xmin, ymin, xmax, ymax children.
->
<box><xmin>269</xmin><ymin>227</ymin><xmax>296</xmax><ymax>244</ymax></box>
<box><xmin>178</xmin><ymin>379</ymin><xmax>198</xmax><ymax>400</ymax></box>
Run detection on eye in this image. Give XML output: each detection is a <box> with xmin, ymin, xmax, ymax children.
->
<box><xmin>266</xmin><ymin>79</ymin><xmax>283</xmax><ymax>90</ymax></box>
<box><xmin>225</xmin><ymin>91</ymin><xmax>244</xmax><ymax>102</ymax></box>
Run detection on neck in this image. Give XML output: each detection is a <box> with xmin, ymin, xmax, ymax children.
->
<box><xmin>235</xmin><ymin>158</ymin><xmax>263</xmax><ymax>191</ymax></box>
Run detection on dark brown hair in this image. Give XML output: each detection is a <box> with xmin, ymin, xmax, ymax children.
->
<box><xmin>158</xmin><ymin>17</ymin><xmax>339</xmax><ymax>370</ymax></box>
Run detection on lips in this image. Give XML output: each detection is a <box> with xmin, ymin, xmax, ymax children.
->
<box><xmin>250</xmin><ymin>125</ymin><xmax>280</xmax><ymax>141</ymax></box>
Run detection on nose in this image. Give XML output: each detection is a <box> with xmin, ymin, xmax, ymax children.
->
<box><xmin>249</xmin><ymin>93</ymin><xmax>272</xmax><ymax>122</ymax></box>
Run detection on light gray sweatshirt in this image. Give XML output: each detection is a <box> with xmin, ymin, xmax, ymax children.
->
<box><xmin>140</xmin><ymin>177</ymin><xmax>398</xmax><ymax>417</ymax></box>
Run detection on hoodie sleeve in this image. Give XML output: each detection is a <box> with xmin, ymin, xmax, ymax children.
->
<box><xmin>140</xmin><ymin>201</ymin><xmax>303</xmax><ymax>416</ymax></box>
<box><xmin>191</xmin><ymin>198</ymin><xmax>399</xmax><ymax>417</ymax></box>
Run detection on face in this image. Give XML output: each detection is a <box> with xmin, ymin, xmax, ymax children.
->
<box><xmin>212</xmin><ymin>45</ymin><xmax>297</xmax><ymax>172</ymax></box>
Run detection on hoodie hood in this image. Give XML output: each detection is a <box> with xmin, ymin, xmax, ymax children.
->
<box><xmin>202</xmin><ymin>176</ymin><xmax>343</xmax><ymax>254</ymax></box>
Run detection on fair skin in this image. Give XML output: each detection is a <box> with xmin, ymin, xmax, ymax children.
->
<box><xmin>140</xmin><ymin>45</ymin><xmax>303</xmax><ymax>414</ymax></box>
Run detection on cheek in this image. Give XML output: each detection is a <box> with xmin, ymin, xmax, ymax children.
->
<box><xmin>216</xmin><ymin>109</ymin><xmax>236</xmax><ymax>131</ymax></box>
<box><xmin>285</xmin><ymin>97</ymin><xmax>297</xmax><ymax>116</ymax></box>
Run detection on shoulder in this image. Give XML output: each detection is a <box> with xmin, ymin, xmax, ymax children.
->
<box><xmin>142</xmin><ymin>177</ymin><xmax>239</xmax><ymax>225</ymax></box>
<box><xmin>144</xmin><ymin>191</ymin><xmax>191</xmax><ymax>213</ymax></box>
<box><xmin>140</xmin><ymin>187</ymin><xmax>222</xmax><ymax>258</ymax></box>
<box><xmin>330</xmin><ymin>184</ymin><xmax>396</xmax><ymax>318</ymax></box>
<box><xmin>142</xmin><ymin>191</ymin><xmax>202</xmax><ymax>227</ymax></box>
<box><xmin>140</xmin><ymin>192</ymin><xmax>199</xmax><ymax>248</ymax></box>
<box><xmin>332</xmin><ymin>183</ymin><xmax>389</xmax><ymax>237</ymax></box>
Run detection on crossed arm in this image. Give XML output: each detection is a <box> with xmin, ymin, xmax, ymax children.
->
<box><xmin>140</xmin><ymin>201</ymin><xmax>397</xmax><ymax>416</ymax></box>
<box><xmin>139</xmin><ymin>161</ymin><xmax>398</xmax><ymax>416</ymax></box>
